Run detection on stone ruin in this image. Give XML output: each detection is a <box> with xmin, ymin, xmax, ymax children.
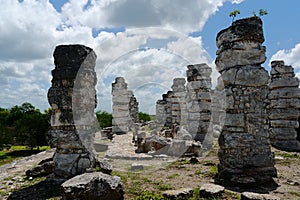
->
<box><xmin>269</xmin><ymin>60</ymin><xmax>300</xmax><ymax>152</ymax></box>
<box><xmin>45</xmin><ymin>16</ymin><xmax>300</xmax><ymax>197</ymax></box>
<box><xmin>171</xmin><ymin>78</ymin><xmax>188</xmax><ymax>127</ymax></box>
<box><xmin>186</xmin><ymin>64</ymin><xmax>212</xmax><ymax>142</ymax></box>
<box><xmin>47</xmin><ymin>45</ymin><xmax>125</xmax><ymax>199</ymax></box>
<box><xmin>215</xmin><ymin>16</ymin><xmax>277</xmax><ymax>186</ymax></box>
<box><xmin>157</xmin><ymin>91</ymin><xmax>174</xmax><ymax>129</ymax></box>
<box><xmin>111</xmin><ymin>77</ymin><xmax>139</xmax><ymax>134</ymax></box>
<box><xmin>129</xmin><ymin>92</ymin><xmax>139</xmax><ymax>124</ymax></box>
<box><xmin>47</xmin><ymin>44</ymin><xmax>98</xmax><ymax>178</ymax></box>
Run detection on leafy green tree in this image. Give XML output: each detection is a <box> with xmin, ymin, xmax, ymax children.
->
<box><xmin>15</xmin><ymin>109</ymin><xmax>49</xmax><ymax>150</ymax></box>
<box><xmin>138</xmin><ymin>112</ymin><xmax>151</xmax><ymax>122</ymax></box>
<box><xmin>259</xmin><ymin>9</ymin><xmax>268</xmax><ymax>16</ymax></box>
<box><xmin>96</xmin><ymin>111</ymin><xmax>112</xmax><ymax>128</ymax></box>
<box><xmin>229</xmin><ymin>9</ymin><xmax>241</xmax><ymax>22</ymax></box>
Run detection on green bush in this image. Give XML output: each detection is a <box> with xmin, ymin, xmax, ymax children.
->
<box><xmin>138</xmin><ymin>112</ymin><xmax>151</xmax><ymax>122</ymax></box>
<box><xmin>96</xmin><ymin>111</ymin><xmax>112</xmax><ymax>128</ymax></box>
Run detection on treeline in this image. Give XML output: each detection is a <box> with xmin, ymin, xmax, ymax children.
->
<box><xmin>95</xmin><ymin>111</ymin><xmax>152</xmax><ymax>128</ymax></box>
<box><xmin>0</xmin><ymin>103</ymin><xmax>152</xmax><ymax>150</ymax></box>
<box><xmin>0</xmin><ymin>103</ymin><xmax>49</xmax><ymax>150</ymax></box>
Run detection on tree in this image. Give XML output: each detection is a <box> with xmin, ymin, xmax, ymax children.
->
<box><xmin>96</xmin><ymin>111</ymin><xmax>112</xmax><ymax>128</ymax></box>
<box><xmin>15</xmin><ymin>110</ymin><xmax>49</xmax><ymax>150</ymax></box>
<box><xmin>138</xmin><ymin>112</ymin><xmax>151</xmax><ymax>122</ymax></box>
<box><xmin>229</xmin><ymin>9</ymin><xmax>241</xmax><ymax>22</ymax></box>
<box><xmin>0</xmin><ymin>108</ymin><xmax>12</xmax><ymax>149</ymax></box>
<box><xmin>259</xmin><ymin>9</ymin><xmax>268</xmax><ymax>16</ymax></box>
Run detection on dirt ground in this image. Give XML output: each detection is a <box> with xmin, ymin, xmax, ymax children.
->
<box><xmin>0</xmin><ymin>137</ymin><xmax>299</xmax><ymax>200</ymax></box>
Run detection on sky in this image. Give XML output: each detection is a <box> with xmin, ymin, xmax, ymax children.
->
<box><xmin>0</xmin><ymin>0</ymin><xmax>300</xmax><ymax>114</ymax></box>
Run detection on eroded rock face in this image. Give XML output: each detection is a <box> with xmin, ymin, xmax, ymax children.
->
<box><xmin>186</xmin><ymin>64</ymin><xmax>212</xmax><ymax>142</ymax></box>
<box><xmin>47</xmin><ymin>44</ymin><xmax>98</xmax><ymax>178</ymax></box>
<box><xmin>269</xmin><ymin>60</ymin><xmax>300</xmax><ymax>152</ymax></box>
<box><xmin>215</xmin><ymin>17</ymin><xmax>277</xmax><ymax>186</ymax></box>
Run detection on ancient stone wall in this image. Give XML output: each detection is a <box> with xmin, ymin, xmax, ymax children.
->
<box><xmin>269</xmin><ymin>60</ymin><xmax>300</xmax><ymax>152</ymax></box>
<box><xmin>215</xmin><ymin>17</ymin><xmax>277</xmax><ymax>186</ymax></box>
<box><xmin>47</xmin><ymin>44</ymin><xmax>97</xmax><ymax>178</ymax></box>
<box><xmin>186</xmin><ymin>64</ymin><xmax>212</xmax><ymax>142</ymax></box>
<box><xmin>171</xmin><ymin>78</ymin><xmax>187</xmax><ymax>126</ymax></box>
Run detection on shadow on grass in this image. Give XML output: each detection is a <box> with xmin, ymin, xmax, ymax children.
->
<box><xmin>7</xmin><ymin>178</ymin><xmax>62</xmax><ymax>200</ymax></box>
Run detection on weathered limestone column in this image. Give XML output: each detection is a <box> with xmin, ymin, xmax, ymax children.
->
<box><xmin>211</xmin><ymin>89</ymin><xmax>226</xmax><ymax>138</ymax></box>
<box><xmin>171</xmin><ymin>78</ymin><xmax>187</xmax><ymax>126</ymax></box>
<box><xmin>47</xmin><ymin>44</ymin><xmax>98</xmax><ymax>178</ymax></box>
<box><xmin>112</xmin><ymin>77</ymin><xmax>132</xmax><ymax>134</ymax></box>
<box><xmin>186</xmin><ymin>64</ymin><xmax>212</xmax><ymax>142</ymax></box>
<box><xmin>156</xmin><ymin>99</ymin><xmax>167</xmax><ymax>128</ymax></box>
<box><xmin>129</xmin><ymin>93</ymin><xmax>139</xmax><ymax>123</ymax></box>
<box><xmin>165</xmin><ymin>91</ymin><xmax>173</xmax><ymax>128</ymax></box>
<box><xmin>269</xmin><ymin>60</ymin><xmax>300</xmax><ymax>152</ymax></box>
<box><xmin>215</xmin><ymin>17</ymin><xmax>277</xmax><ymax>186</ymax></box>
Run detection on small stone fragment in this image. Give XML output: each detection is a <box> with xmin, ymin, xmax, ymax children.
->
<box><xmin>199</xmin><ymin>183</ymin><xmax>224</xmax><ymax>198</ymax></box>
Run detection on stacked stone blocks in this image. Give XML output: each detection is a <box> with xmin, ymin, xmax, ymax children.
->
<box><xmin>171</xmin><ymin>78</ymin><xmax>188</xmax><ymax>126</ymax></box>
<box><xmin>215</xmin><ymin>17</ymin><xmax>277</xmax><ymax>186</ymax></box>
<box><xmin>186</xmin><ymin>64</ymin><xmax>212</xmax><ymax>142</ymax></box>
<box><xmin>269</xmin><ymin>60</ymin><xmax>300</xmax><ymax>152</ymax></box>
<box><xmin>47</xmin><ymin>44</ymin><xmax>97</xmax><ymax>178</ymax></box>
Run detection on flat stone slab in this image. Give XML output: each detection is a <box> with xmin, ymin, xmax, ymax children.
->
<box><xmin>199</xmin><ymin>183</ymin><xmax>224</xmax><ymax>198</ymax></box>
<box><xmin>241</xmin><ymin>192</ymin><xmax>280</xmax><ymax>200</ymax></box>
<box><xmin>162</xmin><ymin>188</ymin><xmax>193</xmax><ymax>199</ymax></box>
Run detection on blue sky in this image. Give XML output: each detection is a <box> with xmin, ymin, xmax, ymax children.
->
<box><xmin>0</xmin><ymin>0</ymin><xmax>300</xmax><ymax>114</ymax></box>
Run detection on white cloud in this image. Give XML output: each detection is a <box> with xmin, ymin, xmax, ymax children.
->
<box><xmin>0</xmin><ymin>0</ymin><xmax>245</xmax><ymax>112</ymax></box>
<box><xmin>60</xmin><ymin>0</ymin><xmax>231</xmax><ymax>34</ymax></box>
<box><xmin>270</xmin><ymin>43</ymin><xmax>300</xmax><ymax>70</ymax></box>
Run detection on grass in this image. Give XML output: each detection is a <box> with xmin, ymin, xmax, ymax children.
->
<box><xmin>275</xmin><ymin>152</ymin><xmax>300</xmax><ymax>159</ymax></box>
<box><xmin>0</xmin><ymin>146</ymin><xmax>50</xmax><ymax>166</ymax></box>
<box><xmin>195</xmin><ymin>165</ymin><xmax>218</xmax><ymax>178</ymax></box>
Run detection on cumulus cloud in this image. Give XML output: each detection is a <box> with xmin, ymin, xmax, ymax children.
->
<box><xmin>0</xmin><ymin>0</ymin><xmax>244</xmax><ymax>112</ymax></box>
<box><xmin>270</xmin><ymin>43</ymin><xmax>300</xmax><ymax>70</ymax></box>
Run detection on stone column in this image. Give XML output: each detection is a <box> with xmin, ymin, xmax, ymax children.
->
<box><xmin>269</xmin><ymin>60</ymin><xmax>300</xmax><ymax>152</ymax></box>
<box><xmin>215</xmin><ymin>17</ymin><xmax>277</xmax><ymax>186</ymax></box>
<box><xmin>186</xmin><ymin>64</ymin><xmax>212</xmax><ymax>142</ymax></box>
<box><xmin>165</xmin><ymin>91</ymin><xmax>173</xmax><ymax>128</ymax></box>
<box><xmin>112</xmin><ymin>77</ymin><xmax>131</xmax><ymax>134</ymax></box>
<box><xmin>47</xmin><ymin>44</ymin><xmax>98</xmax><ymax>178</ymax></box>
<box><xmin>129</xmin><ymin>93</ymin><xmax>139</xmax><ymax>123</ymax></box>
<box><xmin>171</xmin><ymin>78</ymin><xmax>187</xmax><ymax>126</ymax></box>
<box><xmin>156</xmin><ymin>99</ymin><xmax>167</xmax><ymax>129</ymax></box>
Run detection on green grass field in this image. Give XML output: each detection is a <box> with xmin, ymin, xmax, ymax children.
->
<box><xmin>0</xmin><ymin>146</ymin><xmax>50</xmax><ymax>166</ymax></box>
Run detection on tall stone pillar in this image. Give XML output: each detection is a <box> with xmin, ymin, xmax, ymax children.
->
<box><xmin>112</xmin><ymin>77</ymin><xmax>131</xmax><ymax>134</ymax></box>
<box><xmin>186</xmin><ymin>64</ymin><xmax>212</xmax><ymax>142</ymax></box>
<box><xmin>171</xmin><ymin>78</ymin><xmax>187</xmax><ymax>126</ymax></box>
<box><xmin>165</xmin><ymin>91</ymin><xmax>173</xmax><ymax>128</ymax></box>
<box><xmin>129</xmin><ymin>93</ymin><xmax>139</xmax><ymax>123</ymax></box>
<box><xmin>47</xmin><ymin>44</ymin><xmax>98</xmax><ymax>178</ymax></box>
<box><xmin>156</xmin><ymin>99</ymin><xmax>167</xmax><ymax>128</ymax></box>
<box><xmin>215</xmin><ymin>17</ymin><xmax>277</xmax><ymax>186</ymax></box>
<box><xmin>269</xmin><ymin>60</ymin><xmax>300</xmax><ymax>152</ymax></box>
